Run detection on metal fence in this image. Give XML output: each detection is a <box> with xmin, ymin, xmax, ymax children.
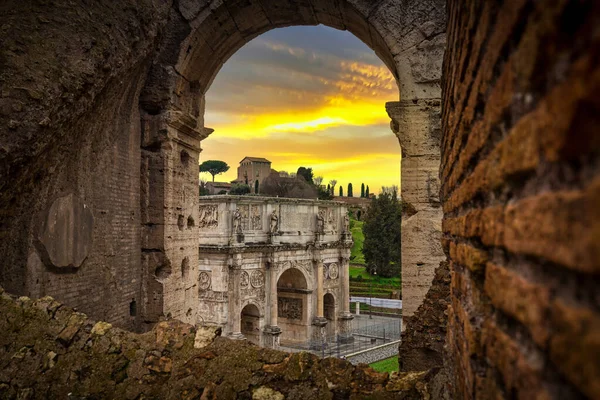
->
<box><xmin>281</xmin><ymin>317</ymin><xmax>402</xmax><ymax>359</ymax></box>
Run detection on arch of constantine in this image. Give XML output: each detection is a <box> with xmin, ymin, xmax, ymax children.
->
<box><xmin>194</xmin><ymin>196</ymin><xmax>353</xmax><ymax>347</ymax></box>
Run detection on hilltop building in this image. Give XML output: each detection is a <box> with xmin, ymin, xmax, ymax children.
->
<box><xmin>233</xmin><ymin>157</ymin><xmax>272</xmax><ymax>194</ymax></box>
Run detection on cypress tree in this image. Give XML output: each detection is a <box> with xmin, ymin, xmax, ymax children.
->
<box><xmin>348</xmin><ymin>183</ymin><xmax>353</xmax><ymax>197</ymax></box>
<box><xmin>366</xmin><ymin>185</ymin><xmax>370</xmax><ymax>198</ymax></box>
<box><xmin>361</xmin><ymin>183</ymin><xmax>365</xmax><ymax>198</ymax></box>
<box><xmin>339</xmin><ymin>186</ymin><xmax>343</xmax><ymax>197</ymax></box>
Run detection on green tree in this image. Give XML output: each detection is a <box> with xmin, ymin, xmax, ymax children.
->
<box><xmin>329</xmin><ymin>179</ymin><xmax>337</xmax><ymax>195</ymax></box>
<box><xmin>230</xmin><ymin>183</ymin><xmax>251</xmax><ymax>195</ymax></box>
<box><xmin>361</xmin><ymin>183</ymin><xmax>365</xmax><ymax>198</ymax></box>
<box><xmin>366</xmin><ymin>185</ymin><xmax>370</xmax><ymax>198</ymax></box>
<box><xmin>348</xmin><ymin>183</ymin><xmax>353</xmax><ymax>197</ymax></box>
<box><xmin>199</xmin><ymin>160</ymin><xmax>230</xmax><ymax>182</ymax></box>
<box><xmin>339</xmin><ymin>186</ymin><xmax>343</xmax><ymax>197</ymax></box>
<box><xmin>254</xmin><ymin>180</ymin><xmax>259</xmax><ymax>194</ymax></box>
<box><xmin>327</xmin><ymin>183</ymin><xmax>330</xmax><ymax>194</ymax></box>
<box><xmin>362</xmin><ymin>188</ymin><xmax>401</xmax><ymax>278</ymax></box>
<box><xmin>318</xmin><ymin>186</ymin><xmax>333</xmax><ymax>200</ymax></box>
<box><xmin>296</xmin><ymin>167</ymin><xmax>314</xmax><ymax>184</ymax></box>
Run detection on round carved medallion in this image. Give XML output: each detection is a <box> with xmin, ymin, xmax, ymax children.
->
<box><xmin>250</xmin><ymin>270</ymin><xmax>264</xmax><ymax>288</ymax></box>
<box><xmin>328</xmin><ymin>263</ymin><xmax>339</xmax><ymax>279</ymax></box>
<box><xmin>240</xmin><ymin>271</ymin><xmax>250</xmax><ymax>289</ymax></box>
<box><xmin>199</xmin><ymin>272</ymin><xmax>211</xmax><ymax>290</ymax></box>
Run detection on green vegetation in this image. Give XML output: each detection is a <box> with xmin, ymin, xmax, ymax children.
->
<box><xmin>369</xmin><ymin>356</ymin><xmax>399</xmax><ymax>373</ymax></box>
<box><xmin>363</xmin><ymin>187</ymin><xmax>401</xmax><ymax>278</ymax></box>
<box><xmin>199</xmin><ymin>160</ymin><xmax>230</xmax><ymax>182</ymax></box>
<box><xmin>230</xmin><ymin>183</ymin><xmax>251</xmax><ymax>195</ymax></box>
<box><xmin>296</xmin><ymin>166</ymin><xmax>314</xmax><ymax>184</ymax></box>
<box><xmin>349</xmin><ymin>265</ymin><xmax>400</xmax><ymax>286</ymax></box>
<box><xmin>348</xmin><ymin>183</ymin><xmax>353</xmax><ymax>197</ymax></box>
<box><xmin>349</xmin><ymin>219</ymin><xmax>365</xmax><ymax>265</ymax></box>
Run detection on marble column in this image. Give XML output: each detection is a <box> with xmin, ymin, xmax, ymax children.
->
<box><xmin>311</xmin><ymin>254</ymin><xmax>328</xmax><ymax>349</ymax></box>
<box><xmin>270</xmin><ymin>265</ymin><xmax>278</xmax><ymax>326</ymax></box>
<box><xmin>338</xmin><ymin>255</ymin><xmax>354</xmax><ymax>343</ymax></box>
<box><xmin>316</xmin><ymin>259</ymin><xmax>324</xmax><ymax>318</ymax></box>
<box><xmin>227</xmin><ymin>254</ymin><xmax>244</xmax><ymax>340</ymax></box>
<box><xmin>386</xmin><ymin>100</ymin><xmax>445</xmax><ymax>323</ymax></box>
<box><xmin>263</xmin><ymin>259</ymin><xmax>281</xmax><ymax>348</ymax></box>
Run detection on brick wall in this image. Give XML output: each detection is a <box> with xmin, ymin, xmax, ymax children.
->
<box><xmin>0</xmin><ymin>0</ymin><xmax>170</xmax><ymax>331</ymax></box>
<box><xmin>442</xmin><ymin>1</ymin><xmax>600</xmax><ymax>398</ymax></box>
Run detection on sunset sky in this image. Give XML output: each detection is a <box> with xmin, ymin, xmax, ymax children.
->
<box><xmin>201</xmin><ymin>25</ymin><xmax>400</xmax><ymax>194</ymax></box>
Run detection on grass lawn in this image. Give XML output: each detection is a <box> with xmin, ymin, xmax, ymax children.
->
<box><xmin>349</xmin><ymin>265</ymin><xmax>401</xmax><ymax>286</ymax></box>
<box><xmin>369</xmin><ymin>356</ymin><xmax>399</xmax><ymax>373</ymax></box>
<box><xmin>350</xmin><ymin>219</ymin><xmax>365</xmax><ymax>265</ymax></box>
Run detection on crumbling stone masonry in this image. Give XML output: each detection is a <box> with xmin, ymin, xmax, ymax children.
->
<box><xmin>399</xmin><ymin>261</ymin><xmax>450</xmax><ymax>372</ymax></box>
<box><xmin>0</xmin><ymin>288</ymin><xmax>440</xmax><ymax>399</ymax></box>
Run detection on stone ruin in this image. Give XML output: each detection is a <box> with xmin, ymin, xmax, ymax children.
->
<box><xmin>0</xmin><ymin>0</ymin><xmax>598</xmax><ymax>398</ymax></box>
<box><xmin>195</xmin><ymin>196</ymin><xmax>354</xmax><ymax>348</ymax></box>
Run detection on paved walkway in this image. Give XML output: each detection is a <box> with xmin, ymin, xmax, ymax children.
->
<box><xmin>280</xmin><ymin>314</ymin><xmax>402</xmax><ymax>359</ymax></box>
<box><xmin>350</xmin><ymin>297</ymin><xmax>402</xmax><ymax>309</ymax></box>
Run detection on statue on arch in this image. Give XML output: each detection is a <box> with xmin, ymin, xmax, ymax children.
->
<box><xmin>343</xmin><ymin>213</ymin><xmax>350</xmax><ymax>233</ymax></box>
<box><xmin>233</xmin><ymin>208</ymin><xmax>242</xmax><ymax>234</ymax></box>
<box><xmin>269</xmin><ymin>209</ymin><xmax>279</xmax><ymax>233</ymax></box>
<box><xmin>316</xmin><ymin>210</ymin><xmax>325</xmax><ymax>234</ymax></box>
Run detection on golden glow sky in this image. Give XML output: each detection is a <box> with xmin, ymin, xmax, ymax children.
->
<box><xmin>201</xmin><ymin>25</ymin><xmax>400</xmax><ymax>194</ymax></box>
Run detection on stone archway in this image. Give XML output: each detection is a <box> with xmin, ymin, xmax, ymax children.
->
<box><xmin>324</xmin><ymin>292</ymin><xmax>336</xmax><ymax>338</ymax></box>
<box><xmin>0</xmin><ymin>0</ymin><xmax>446</xmax><ymax>333</ymax></box>
<box><xmin>277</xmin><ymin>267</ymin><xmax>311</xmax><ymax>343</ymax></box>
<box><xmin>241</xmin><ymin>303</ymin><xmax>261</xmax><ymax>345</ymax></box>
<box><xmin>138</xmin><ymin>0</ymin><xmax>446</xmax><ymax>329</ymax></box>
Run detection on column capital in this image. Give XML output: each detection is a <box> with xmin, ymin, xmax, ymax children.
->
<box><xmin>385</xmin><ymin>99</ymin><xmax>441</xmax><ymax>158</ymax></box>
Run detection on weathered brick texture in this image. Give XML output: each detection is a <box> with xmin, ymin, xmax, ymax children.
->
<box><xmin>443</xmin><ymin>1</ymin><xmax>600</xmax><ymax>398</ymax></box>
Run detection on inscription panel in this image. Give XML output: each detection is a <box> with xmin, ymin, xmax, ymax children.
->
<box><xmin>280</xmin><ymin>204</ymin><xmax>311</xmax><ymax>231</ymax></box>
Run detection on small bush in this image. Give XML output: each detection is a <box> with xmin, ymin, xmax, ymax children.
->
<box><xmin>230</xmin><ymin>183</ymin><xmax>251</xmax><ymax>195</ymax></box>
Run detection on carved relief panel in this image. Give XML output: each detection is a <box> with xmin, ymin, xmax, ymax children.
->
<box><xmin>276</xmin><ymin>260</ymin><xmax>312</xmax><ymax>277</ymax></box>
<box><xmin>327</xmin><ymin>263</ymin><xmax>339</xmax><ymax>280</ymax></box>
<box><xmin>318</xmin><ymin>207</ymin><xmax>337</xmax><ymax>232</ymax></box>
<box><xmin>198</xmin><ymin>205</ymin><xmax>218</xmax><ymax>229</ymax></box>
<box><xmin>278</xmin><ymin>297</ymin><xmax>302</xmax><ymax>320</ymax></box>
<box><xmin>199</xmin><ymin>271</ymin><xmax>211</xmax><ymax>290</ymax></box>
<box><xmin>239</xmin><ymin>205</ymin><xmax>250</xmax><ymax>230</ymax></box>
<box><xmin>250</xmin><ymin>204</ymin><xmax>262</xmax><ymax>230</ymax></box>
<box><xmin>241</xmin><ymin>269</ymin><xmax>265</xmax><ymax>299</ymax></box>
